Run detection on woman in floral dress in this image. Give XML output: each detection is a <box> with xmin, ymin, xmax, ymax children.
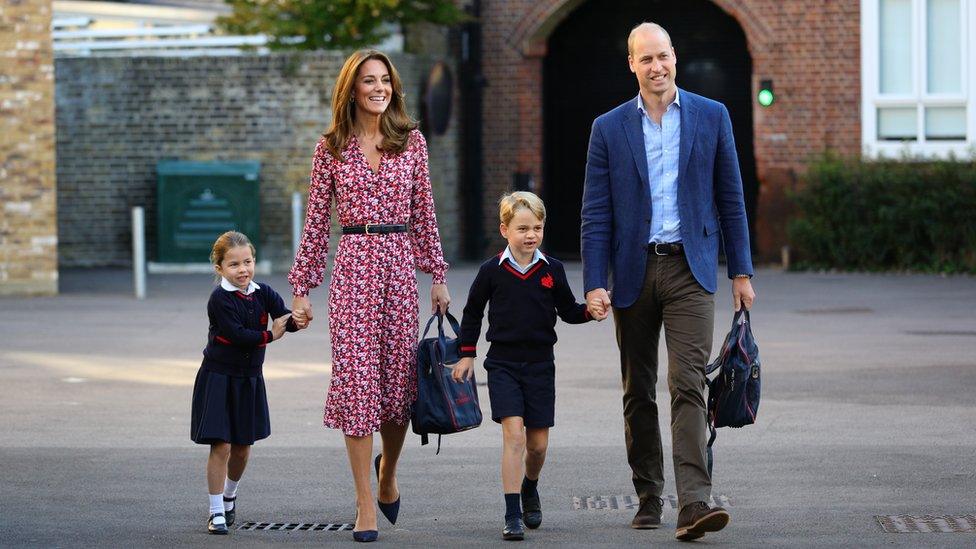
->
<box><xmin>288</xmin><ymin>50</ymin><xmax>450</xmax><ymax>541</ymax></box>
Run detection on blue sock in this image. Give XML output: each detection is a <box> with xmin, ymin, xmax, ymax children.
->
<box><xmin>521</xmin><ymin>476</ymin><xmax>539</xmax><ymax>498</ymax></box>
<box><xmin>504</xmin><ymin>493</ymin><xmax>522</xmax><ymax>521</ymax></box>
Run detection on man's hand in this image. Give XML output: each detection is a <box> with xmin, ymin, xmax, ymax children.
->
<box><xmin>585</xmin><ymin>288</ymin><xmax>611</xmax><ymax>321</ymax></box>
<box><xmin>291</xmin><ymin>295</ymin><xmax>313</xmax><ymax>329</ymax></box>
<box><xmin>732</xmin><ymin>277</ymin><xmax>755</xmax><ymax>311</ymax></box>
<box><xmin>452</xmin><ymin>357</ymin><xmax>474</xmax><ymax>382</ymax></box>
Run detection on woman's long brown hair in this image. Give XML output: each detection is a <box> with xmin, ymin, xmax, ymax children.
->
<box><xmin>323</xmin><ymin>50</ymin><xmax>417</xmax><ymax>160</ymax></box>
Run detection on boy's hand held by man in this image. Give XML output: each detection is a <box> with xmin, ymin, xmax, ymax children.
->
<box><xmin>585</xmin><ymin>288</ymin><xmax>611</xmax><ymax>321</ymax></box>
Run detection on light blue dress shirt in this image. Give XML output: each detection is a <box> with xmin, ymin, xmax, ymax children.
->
<box><xmin>637</xmin><ymin>91</ymin><xmax>682</xmax><ymax>244</ymax></box>
<box><xmin>499</xmin><ymin>246</ymin><xmax>548</xmax><ymax>274</ymax></box>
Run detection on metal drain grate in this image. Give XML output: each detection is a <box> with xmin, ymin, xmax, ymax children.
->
<box><xmin>795</xmin><ymin>307</ymin><xmax>874</xmax><ymax>315</ymax></box>
<box><xmin>904</xmin><ymin>330</ymin><xmax>976</xmax><ymax>337</ymax></box>
<box><xmin>573</xmin><ymin>495</ymin><xmax>731</xmax><ymax>511</ymax></box>
<box><xmin>237</xmin><ymin>522</ymin><xmax>354</xmax><ymax>532</ymax></box>
<box><xmin>877</xmin><ymin>515</ymin><xmax>976</xmax><ymax>533</ymax></box>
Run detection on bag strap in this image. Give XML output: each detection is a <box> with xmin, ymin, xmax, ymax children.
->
<box><xmin>706</xmin><ymin>411</ymin><xmax>717</xmax><ymax>476</ymax></box>
<box><xmin>421</xmin><ymin>314</ymin><xmax>439</xmax><ymax>339</ymax></box>
<box><xmin>432</xmin><ymin>311</ymin><xmax>460</xmax><ymax>363</ymax></box>
<box><xmin>417</xmin><ymin>433</ymin><xmax>444</xmax><ymax>455</ymax></box>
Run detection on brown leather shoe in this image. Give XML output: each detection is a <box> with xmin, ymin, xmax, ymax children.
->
<box><xmin>675</xmin><ymin>501</ymin><xmax>729</xmax><ymax>541</ymax></box>
<box><xmin>630</xmin><ymin>497</ymin><xmax>663</xmax><ymax>529</ymax></box>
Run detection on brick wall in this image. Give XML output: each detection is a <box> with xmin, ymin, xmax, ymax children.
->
<box><xmin>54</xmin><ymin>51</ymin><xmax>461</xmax><ymax>270</ymax></box>
<box><xmin>482</xmin><ymin>0</ymin><xmax>861</xmax><ymax>261</ymax></box>
<box><xmin>0</xmin><ymin>0</ymin><xmax>58</xmax><ymax>296</ymax></box>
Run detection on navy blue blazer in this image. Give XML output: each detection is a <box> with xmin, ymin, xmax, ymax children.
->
<box><xmin>581</xmin><ymin>89</ymin><xmax>753</xmax><ymax>308</ymax></box>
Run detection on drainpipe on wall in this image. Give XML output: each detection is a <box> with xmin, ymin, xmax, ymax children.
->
<box><xmin>458</xmin><ymin>0</ymin><xmax>486</xmax><ymax>258</ymax></box>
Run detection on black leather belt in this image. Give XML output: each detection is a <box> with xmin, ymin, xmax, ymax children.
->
<box><xmin>648</xmin><ymin>241</ymin><xmax>684</xmax><ymax>256</ymax></box>
<box><xmin>341</xmin><ymin>224</ymin><xmax>408</xmax><ymax>235</ymax></box>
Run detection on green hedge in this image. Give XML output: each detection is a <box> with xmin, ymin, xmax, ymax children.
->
<box><xmin>788</xmin><ymin>154</ymin><xmax>976</xmax><ymax>273</ymax></box>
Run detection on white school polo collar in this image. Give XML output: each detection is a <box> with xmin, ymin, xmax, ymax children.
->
<box><xmin>220</xmin><ymin>277</ymin><xmax>260</xmax><ymax>295</ymax></box>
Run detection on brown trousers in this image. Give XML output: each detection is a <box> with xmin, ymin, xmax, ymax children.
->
<box><xmin>612</xmin><ymin>253</ymin><xmax>714</xmax><ymax>507</ymax></box>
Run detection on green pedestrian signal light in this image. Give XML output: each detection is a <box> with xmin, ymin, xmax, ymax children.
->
<box><xmin>758</xmin><ymin>79</ymin><xmax>775</xmax><ymax>107</ymax></box>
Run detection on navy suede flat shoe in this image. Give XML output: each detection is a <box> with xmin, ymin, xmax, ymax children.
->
<box><xmin>374</xmin><ymin>454</ymin><xmax>401</xmax><ymax>525</ymax></box>
<box><xmin>352</xmin><ymin>529</ymin><xmax>378</xmax><ymax>542</ymax></box>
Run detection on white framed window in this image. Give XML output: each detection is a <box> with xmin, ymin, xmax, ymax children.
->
<box><xmin>862</xmin><ymin>0</ymin><xmax>976</xmax><ymax>157</ymax></box>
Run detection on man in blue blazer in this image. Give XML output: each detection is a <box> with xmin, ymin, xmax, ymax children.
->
<box><xmin>581</xmin><ymin>22</ymin><xmax>755</xmax><ymax>541</ymax></box>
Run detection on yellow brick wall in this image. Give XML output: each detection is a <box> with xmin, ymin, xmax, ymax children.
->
<box><xmin>0</xmin><ymin>0</ymin><xmax>57</xmax><ymax>296</ymax></box>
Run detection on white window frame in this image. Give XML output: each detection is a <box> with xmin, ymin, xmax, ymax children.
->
<box><xmin>862</xmin><ymin>0</ymin><xmax>976</xmax><ymax>157</ymax></box>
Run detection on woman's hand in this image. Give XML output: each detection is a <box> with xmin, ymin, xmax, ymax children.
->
<box><xmin>452</xmin><ymin>357</ymin><xmax>474</xmax><ymax>382</ymax></box>
<box><xmin>291</xmin><ymin>295</ymin><xmax>313</xmax><ymax>329</ymax></box>
<box><xmin>431</xmin><ymin>283</ymin><xmax>450</xmax><ymax>315</ymax></box>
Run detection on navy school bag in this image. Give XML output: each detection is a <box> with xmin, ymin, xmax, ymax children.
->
<box><xmin>411</xmin><ymin>312</ymin><xmax>483</xmax><ymax>453</ymax></box>
<box><xmin>705</xmin><ymin>310</ymin><xmax>761</xmax><ymax>475</ymax></box>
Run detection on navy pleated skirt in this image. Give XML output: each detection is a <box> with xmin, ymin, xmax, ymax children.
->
<box><xmin>190</xmin><ymin>365</ymin><xmax>270</xmax><ymax>445</ymax></box>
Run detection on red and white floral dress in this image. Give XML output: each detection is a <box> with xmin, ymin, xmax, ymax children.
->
<box><xmin>288</xmin><ymin>129</ymin><xmax>448</xmax><ymax>437</ymax></box>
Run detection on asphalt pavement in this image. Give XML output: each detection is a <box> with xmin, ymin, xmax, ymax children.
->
<box><xmin>1</xmin><ymin>264</ymin><xmax>975</xmax><ymax>547</ymax></box>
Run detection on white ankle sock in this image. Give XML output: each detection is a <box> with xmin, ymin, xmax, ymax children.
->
<box><xmin>209</xmin><ymin>494</ymin><xmax>224</xmax><ymax>516</ymax></box>
<box><xmin>223</xmin><ymin>478</ymin><xmax>239</xmax><ymax>511</ymax></box>
<box><xmin>224</xmin><ymin>478</ymin><xmax>239</xmax><ymax>498</ymax></box>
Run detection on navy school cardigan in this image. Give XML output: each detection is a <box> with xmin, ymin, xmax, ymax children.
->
<box><xmin>201</xmin><ymin>283</ymin><xmax>298</xmax><ymax>376</ymax></box>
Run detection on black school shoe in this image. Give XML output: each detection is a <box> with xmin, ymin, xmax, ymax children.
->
<box><xmin>503</xmin><ymin>516</ymin><xmax>525</xmax><ymax>541</ymax></box>
<box><xmin>521</xmin><ymin>491</ymin><xmax>542</xmax><ymax>529</ymax></box>
<box><xmin>223</xmin><ymin>496</ymin><xmax>236</xmax><ymax>526</ymax></box>
<box><xmin>208</xmin><ymin>512</ymin><xmax>228</xmax><ymax>535</ymax></box>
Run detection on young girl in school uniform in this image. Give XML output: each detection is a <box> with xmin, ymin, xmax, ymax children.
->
<box><xmin>190</xmin><ymin>231</ymin><xmax>299</xmax><ymax>534</ymax></box>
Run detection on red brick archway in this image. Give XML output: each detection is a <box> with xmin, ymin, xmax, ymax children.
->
<box><xmin>478</xmin><ymin>0</ymin><xmax>860</xmax><ymax>261</ymax></box>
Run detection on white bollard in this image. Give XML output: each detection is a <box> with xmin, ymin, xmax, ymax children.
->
<box><xmin>132</xmin><ymin>206</ymin><xmax>146</xmax><ymax>299</ymax></box>
<box><xmin>292</xmin><ymin>191</ymin><xmax>303</xmax><ymax>258</ymax></box>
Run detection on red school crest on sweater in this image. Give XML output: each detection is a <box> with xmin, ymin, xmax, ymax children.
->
<box><xmin>540</xmin><ymin>273</ymin><xmax>554</xmax><ymax>288</ymax></box>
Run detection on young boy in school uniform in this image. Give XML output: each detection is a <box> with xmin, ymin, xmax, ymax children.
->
<box><xmin>453</xmin><ymin>191</ymin><xmax>596</xmax><ymax>540</ymax></box>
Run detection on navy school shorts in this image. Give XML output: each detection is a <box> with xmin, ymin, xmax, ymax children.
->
<box><xmin>483</xmin><ymin>357</ymin><xmax>555</xmax><ymax>428</ymax></box>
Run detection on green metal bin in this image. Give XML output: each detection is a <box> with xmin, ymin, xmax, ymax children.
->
<box><xmin>156</xmin><ymin>160</ymin><xmax>261</xmax><ymax>263</ymax></box>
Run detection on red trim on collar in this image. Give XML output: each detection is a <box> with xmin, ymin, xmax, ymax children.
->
<box><xmin>502</xmin><ymin>261</ymin><xmax>544</xmax><ymax>280</ymax></box>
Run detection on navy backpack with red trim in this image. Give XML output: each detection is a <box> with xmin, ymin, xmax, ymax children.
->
<box><xmin>705</xmin><ymin>310</ymin><xmax>761</xmax><ymax>475</ymax></box>
<box><xmin>411</xmin><ymin>312</ymin><xmax>483</xmax><ymax>453</ymax></box>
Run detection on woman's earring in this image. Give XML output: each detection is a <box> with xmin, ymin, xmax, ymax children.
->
<box><xmin>349</xmin><ymin>96</ymin><xmax>354</xmax><ymax>103</ymax></box>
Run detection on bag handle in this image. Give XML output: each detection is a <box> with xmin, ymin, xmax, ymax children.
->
<box><xmin>421</xmin><ymin>311</ymin><xmax>460</xmax><ymax>340</ymax></box>
<box><xmin>422</xmin><ymin>311</ymin><xmax>460</xmax><ymax>366</ymax></box>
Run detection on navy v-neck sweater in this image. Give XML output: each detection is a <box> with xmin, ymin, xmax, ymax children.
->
<box><xmin>459</xmin><ymin>253</ymin><xmax>591</xmax><ymax>362</ymax></box>
<box><xmin>202</xmin><ymin>283</ymin><xmax>298</xmax><ymax>376</ymax></box>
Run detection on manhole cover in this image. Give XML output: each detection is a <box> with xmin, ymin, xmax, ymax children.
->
<box><xmin>573</xmin><ymin>495</ymin><xmax>730</xmax><ymax>511</ymax></box>
<box><xmin>795</xmin><ymin>307</ymin><xmax>874</xmax><ymax>315</ymax></box>
<box><xmin>904</xmin><ymin>330</ymin><xmax>976</xmax><ymax>337</ymax></box>
<box><xmin>876</xmin><ymin>515</ymin><xmax>976</xmax><ymax>533</ymax></box>
<box><xmin>237</xmin><ymin>522</ymin><xmax>354</xmax><ymax>532</ymax></box>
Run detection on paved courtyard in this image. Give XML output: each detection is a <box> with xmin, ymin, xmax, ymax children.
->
<box><xmin>1</xmin><ymin>264</ymin><xmax>975</xmax><ymax>547</ymax></box>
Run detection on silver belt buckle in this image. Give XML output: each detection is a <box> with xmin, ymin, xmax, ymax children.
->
<box><xmin>654</xmin><ymin>242</ymin><xmax>668</xmax><ymax>256</ymax></box>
